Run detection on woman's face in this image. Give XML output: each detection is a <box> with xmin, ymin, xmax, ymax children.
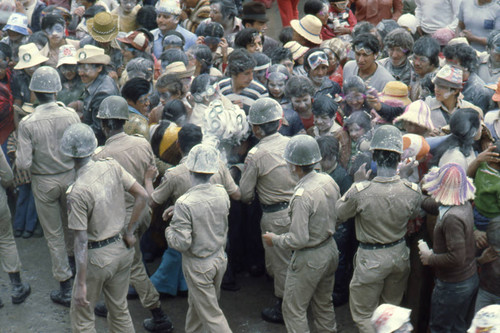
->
<box><xmin>246</xmin><ymin>35</ymin><xmax>263</xmax><ymax>53</ymax></box>
<box><xmin>314</xmin><ymin>114</ymin><xmax>333</xmax><ymax>133</ymax></box>
<box><xmin>268</xmin><ymin>78</ymin><xmax>286</xmax><ymax>99</ymax></box>
<box><xmin>345</xmin><ymin>90</ymin><xmax>365</xmax><ymax>111</ymax></box>
<box><xmin>59</xmin><ymin>64</ymin><xmax>77</xmax><ymax>81</ymax></box>
<box><xmin>347</xmin><ymin>123</ymin><xmax>366</xmax><ymax>141</ymax></box>
<box><xmin>45</xmin><ymin>23</ymin><xmax>65</xmax><ymax>45</ymax></box>
<box><xmin>291</xmin><ymin>94</ymin><xmax>312</xmax><ymax>114</ymax></box>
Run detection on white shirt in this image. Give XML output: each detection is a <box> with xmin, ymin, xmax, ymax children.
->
<box><xmin>415</xmin><ymin>0</ymin><xmax>461</xmax><ymax>34</ymax></box>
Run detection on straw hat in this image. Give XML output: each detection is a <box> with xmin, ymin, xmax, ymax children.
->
<box><xmin>432</xmin><ymin>64</ymin><xmax>463</xmax><ymax>90</ymax></box>
<box><xmin>486</xmin><ymin>77</ymin><xmax>500</xmax><ymax>102</ymax></box>
<box><xmin>76</xmin><ymin>45</ymin><xmax>111</xmax><ymax>65</ymax></box>
<box><xmin>3</xmin><ymin>13</ymin><xmax>29</xmax><ymax>35</ymax></box>
<box><xmin>117</xmin><ymin>31</ymin><xmax>149</xmax><ymax>52</ymax></box>
<box><xmin>14</xmin><ymin>43</ymin><xmax>49</xmax><ymax>70</ymax></box>
<box><xmin>284</xmin><ymin>41</ymin><xmax>309</xmax><ymax>61</ymax></box>
<box><xmin>394</xmin><ymin>100</ymin><xmax>435</xmax><ymax>130</ymax></box>
<box><xmin>422</xmin><ymin>163</ymin><xmax>475</xmax><ymax>206</ymax></box>
<box><xmin>290</xmin><ymin>15</ymin><xmax>322</xmax><ymax>45</ymax></box>
<box><xmin>163</xmin><ymin>61</ymin><xmax>195</xmax><ymax>79</ymax></box>
<box><xmin>87</xmin><ymin>12</ymin><xmax>119</xmax><ymax>43</ymax></box>
<box><xmin>379</xmin><ymin>81</ymin><xmax>412</xmax><ymax>106</ymax></box>
<box><xmin>56</xmin><ymin>44</ymin><xmax>78</xmax><ymax>68</ymax></box>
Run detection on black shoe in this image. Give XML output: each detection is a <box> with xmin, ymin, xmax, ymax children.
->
<box><xmin>14</xmin><ymin>230</ymin><xmax>23</xmax><ymax>238</ymax></box>
<box><xmin>22</xmin><ymin>230</ymin><xmax>33</xmax><ymax>239</ymax></box>
<box><xmin>261</xmin><ymin>299</ymin><xmax>284</xmax><ymax>324</ymax></box>
<box><xmin>50</xmin><ymin>279</ymin><xmax>72</xmax><ymax>307</ymax></box>
<box><xmin>94</xmin><ymin>301</ymin><xmax>108</xmax><ymax>318</ymax></box>
<box><xmin>9</xmin><ymin>272</ymin><xmax>31</xmax><ymax>304</ymax></box>
<box><xmin>143</xmin><ymin>308</ymin><xmax>173</xmax><ymax>332</ymax></box>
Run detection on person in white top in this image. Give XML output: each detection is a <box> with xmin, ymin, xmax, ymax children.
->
<box><xmin>415</xmin><ymin>0</ymin><xmax>461</xmax><ymax>35</ymax></box>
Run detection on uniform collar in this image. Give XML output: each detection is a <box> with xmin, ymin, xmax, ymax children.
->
<box><xmin>105</xmin><ymin>131</ymin><xmax>127</xmax><ymax>145</ymax></box>
<box><xmin>128</xmin><ymin>105</ymin><xmax>147</xmax><ymax>119</ymax></box>
<box><xmin>372</xmin><ymin>174</ymin><xmax>400</xmax><ymax>183</ymax></box>
<box><xmin>35</xmin><ymin>101</ymin><xmax>59</xmax><ymax>112</ymax></box>
<box><xmin>76</xmin><ymin>159</ymin><xmax>96</xmax><ymax>177</ymax></box>
<box><xmin>260</xmin><ymin>132</ymin><xmax>281</xmax><ymax>143</ymax></box>
<box><xmin>297</xmin><ymin>170</ymin><xmax>317</xmax><ymax>187</ymax></box>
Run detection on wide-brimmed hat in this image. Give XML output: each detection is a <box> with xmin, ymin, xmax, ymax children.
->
<box><xmin>242</xmin><ymin>1</ymin><xmax>268</xmax><ymax>22</ymax></box>
<box><xmin>432</xmin><ymin>64</ymin><xmax>463</xmax><ymax>90</ymax></box>
<box><xmin>117</xmin><ymin>31</ymin><xmax>149</xmax><ymax>52</ymax></box>
<box><xmin>284</xmin><ymin>41</ymin><xmax>309</xmax><ymax>61</ymax></box>
<box><xmin>486</xmin><ymin>77</ymin><xmax>500</xmax><ymax>102</ymax></box>
<box><xmin>163</xmin><ymin>61</ymin><xmax>195</xmax><ymax>79</ymax></box>
<box><xmin>394</xmin><ymin>100</ymin><xmax>435</xmax><ymax>130</ymax></box>
<box><xmin>379</xmin><ymin>81</ymin><xmax>412</xmax><ymax>106</ymax></box>
<box><xmin>56</xmin><ymin>44</ymin><xmax>78</xmax><ymax>67</ymax></box>
<box><xmin>155</xmin><ymin>0</ymin><xmax>182</xmax><ymax>15</ymax></box>
<box><xmin>87</xmin><ymin>12</ymin><xmax>118</xmax><ymax>43</ymax></box>
<box><xmin>76</xmin><ymin>45</ymin><xmax>111</xmax><ymax>65</ymax></box>
<box><xmin>14</xmin><ymin>43</ymin><xmax>49</xmax><ymax>70</ymax></box>
<box><xmin>3</xmin><ymin>13</ymin><xmax>29</xmax><ymax>35</ymax></box>
<box><xmin>290</xmin><ymin>15</ymin><xmax>322</xmax><ymax>45</ymax></box>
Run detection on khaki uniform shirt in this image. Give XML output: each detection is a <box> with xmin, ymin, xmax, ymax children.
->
<box><xmin>151</xmin><ymin>156</ymin><xmax>238</xmax><ymax>205</ymax></box>
<box><xmin>67</xmin><ymin>159</ymin><xmax>136</xmax><ymax>242</ymax></box>
<box><xmin>166</xmin><ymin>183</ymin><xmax>230</xmax><ymax>258</ymax></box>
<box><xmin>336</xmin><ymin>175</ymin><xmax>422</xmax><ymax>244</ymax></box>
<box><xmin>0</xmin><ymin>149</ymin><xmax>13</xmax><ymax>189</ymax></box>
<box><xmin>93</xmin><ymin>132</ymin><xmax>155</xmax><ymax>209</ymax></box>
<box><xmin>16</xmin><ymin>102</ymin><xmax>80</xmax><ymax>175</ymax></box>
<box><xmin>240</xmin><ymin>133</ymin><xmax>296</xmax><ymax>205</ymax></box>
<box><xmin>273</xmin><ymin>172</ymin><xmax>340</xmax><ymax>250</ymax></box>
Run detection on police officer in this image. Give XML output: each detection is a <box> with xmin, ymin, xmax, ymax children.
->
<box><xmin>16</xmin><ymin>66</ymin><xmax>80</xmax><ymax>306</ymax></box>
<box><xmin>62</xmin><ymin>123</ymin><xmax>149</xmax><ymax>332</ymax></box>
<box><xmin>93</xmin><ymin>96</ymin><xmax>173</xmax><ymax>332</ymax></box>
<box><xmin>336</xmin><ymin>125</ymin><xmax>422</xmax><ymax>333</ymax></box>
<box><xmin>166</xmin><ymin>144</ymin><xmax>232</xmax><ymax>333</ymax></box>
<box><xmin>263</xmin><ymin>135</ymin><xmax>341</xmax><ymax>332</ymax></box>
<box><xmin>239</xmin><ymin>97</ymin><xmax>297</xmax><ymax>323</ymax></box>
<box><xmin>0</xmin><ymin>149</ymin><xmax>31</xmax><ymax>307</ymax></box>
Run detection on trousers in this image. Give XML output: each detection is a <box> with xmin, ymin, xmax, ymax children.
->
<box><xmin>0</xmin><ymin>187</ymin><xmax>21</xmax><ymax>273</ymax></box>
<box><xmin>13</xmin><ymin>183</ymin><xmax>38</xmax><ymax>232</ymax></box>
<box><xmin>150</xmin><ymin>247</ymin><xmax>188</xmax><ymax>295</ymax></box>
<box><xmin>277</xmin><ymin>0</ymin><xmax>299</xmax><ymax>27</ymax></box>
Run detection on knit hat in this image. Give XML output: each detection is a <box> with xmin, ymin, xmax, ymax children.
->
<box><xmin>284</xmin><ymin>41</ymin><xmax>309</xmax><ymax>61</ymax></box>
<box><xmin>467</xmin><ymin>305</ymin><xmax>500</xmax><ymax>333</ymax></box>
<box><xmin>431</xmin><ymin>28</ymin><xmax>456</xmax><ymax>46</ymax></box>
<box><xmin>402</xmin><ymin>134</ymin><xmax>430</xmax><ymax>160</ymax></box>
<box><xmin>371</xmin><ymin>304</ymin><xmax>412</xmax><ymax>333</ymax></box>
<box><xmin>379</xmin><ymin>81</ymin><xmax>412</xmax><ymax>107</ymax></box>
<box><xmin>397</xmin><ymin>13</ymin><xmax>417</xmax><ymax>35</ymax></box>
<box><xmin>432</xmin><ymin>64</ymin><xmax>463</xmax><ymax>90</ymax></box>
<box><xmin>290</xmin><ymin>15</ymin><xmax>322</xmax><ymax>45</ymax></box>
<box><xmin>422</xmin><ymin>163</ymin><xmax>475</xmax><ymax>206</ymax></box>
<box><xmin>394</xmin><ymin>100</ymin><xmax>435</xmax><ymax>130</ymax></box>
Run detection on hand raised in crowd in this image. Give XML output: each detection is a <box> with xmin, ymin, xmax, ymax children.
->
<box><xmin>162</xmin><ymin>205</ymin><xmax>174</xmax><ymax>222</ymax></box>
<box><xmin>15</xmin><ymin>1</ymin><xmax>25</xmax><ymax>13</ymax></box>
<box><xmin>73</xmin><ymin>6</ymin><xmax>85</xmax><ymax>17</ymax></box>
<box><xmin>353</xmin><ymin>162</ymin><xmax>372</xmax><ymax>183</ymax></box>
<box><xmin>196</xmin><ymin>36</ymin><xmax>205</xmax><ymax>45</ymax></box>
<box><xmin>219</xmin><ymin>37</ymin><xmax>228</xmax><ymax>53</ymax></box>
<box><xmin>145</xmin><ymin>164</ymin><xmax>159</xmax><ymax>181</ymax></box>
<box><xmin>475</xmin><ymin>145</ymin><xmax>500</xmax><ymax>165</ymax></box>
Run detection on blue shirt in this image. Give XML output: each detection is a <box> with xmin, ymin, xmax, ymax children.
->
<box><xmin>152</xmin><ymin>25</ymin><xmax>197</xmax><ymax>58</ymax></box>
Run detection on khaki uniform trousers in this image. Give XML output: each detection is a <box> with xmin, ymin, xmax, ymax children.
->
<box><xmin>128</xmin><ymin>214</ymin><xmax>160</xmax><ymax>309</ymax></box>
<box><xmin>0</xmin><ymin>187</ymin><xmax>21</xmax><ymax>273</ymax></box>
<box><xmin>349</xmin><ymin>241</ymin><xmax>410</xmax><ymax>333</ymax></box>
<box><xmin>261</xmin><ymin>209</ymin><xmax>292</xmax><ymax>298</ymax></box>
<box><xmin>182</xmin><ymin>252</ymin><xmax>232</xmax><ymax>333</ymax></box>
<box><xmin>32</xmin><ymin>171</ymin><xmax>74</xmax><ymax>282</ymax></box>
<box><xmin>70</xmin><ymin>240</ymin><xmax>135</xmax><ymax>333</ymax></box>
<box><xmin>282</xmin><ymin>238</ymin><xmax>339</xmax><ymax>333</ymax></box>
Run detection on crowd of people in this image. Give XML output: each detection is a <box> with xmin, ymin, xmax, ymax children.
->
<box><xmin>0</xmin><ymin>0</ymin><xmax>499</xmax><ymax>332</ymax></box>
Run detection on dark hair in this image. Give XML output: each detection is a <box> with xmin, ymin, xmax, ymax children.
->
<box><xmin>101</xmin><ymin>118</ymin><xmax>126</xmax><ymax>131</ymax></box>
<box><xmin>234</xmin><ymin>28</ymin><xmax>260</xmax><ymax>49</ymax></box>
<box><xmin>0</xmin><ymin>43</ymin><xmax>12</xmax><ymax>60</ymax></box>
<box><xmin>121</xmin><ymin>77</ymin><xmax>151</xmax><ymax>103</ymax></box>
<box><xmin>188</xmin><ymin>44</ymin><xmax>213</xmax><ymax>74</ymax></box>
<box><xmin>443</xmin><ymin>43</ymin><xmax>478</xmax><ymax>73</ymax></box>
<box><xmin>162</xmin><ymin>99</ymin><xmax>187</xmax><ymax>124</ymax></box>
<box><xmin>343</xmin><ymin>75</ymin><xmax>366</xmax><ymax>93</ymax></box>
<box><xmin>352</xmin><ymin>21</ymin><xmax>375</xmax><ymax>38</ymax></box>
<box><xmin>285</xmin><ymin>75</ymin><xmax>315</xmax><ymax>98</ymax></box>
<box><xmin>312</xmin><ymin>95</ymin><xmax>339</xmax><ymax>117</ymax></box>
<box><xmin>160</xmin><ymin>48</ymin><xmax>188</xmax><ymax>67</ymax></box>
<box><xmin>344</xmin><ymin>111</ymin><xmax>371</xmax><ymax>132</ymax></box>
<box><xmin>196</xmin><ymin>22</ymin><xmax>224</xmax><ymax>38</ymax></box>
<box><xmin>279</xmin><ymin>27</ymin><xmax>294</xmax><ymax>45</ymax></box>
<box><xmin>41</xmin><ymin>13</ymin><xmax>66</xmax><ymax>30</ymax></box>
<box><xmin>303</xmin><ymin>47</ymin><xmax>327</xmax><ymax>72</ymax></box>
<box><xmin>252</xmin><ymin>52</ymin><xmax>270</xmax><ymax>68</ymax></box>
<box><xmin>420</xmin><ymin>71</ymin><xmax>436</xmax><ymax>98</ymax></box>
<box><xmin>162</xmin><ymin>30</ymin><xmax>185</xmax><ymax>48</ymax></box>
<box><xmin>83</xmin><ymin>5</ymin><xmax>106</xmax><ymax>19</ymax></box>
<box><xmin>267</xmin><ymin>64</ymin><xmax>290</xmax><ymax>78</ymax></box>
<box><xmin>304</xmin><ymin>0</ymin><xmax>326</xmax><ymax>15</ymax></box>
<box><xmin>317</xmin><ymin>135</ymin><xmax>340</xmax><ymax>161</ymax></box>
<box><xmin>156</xmin><ymin>74</ymin><xmax>184</xmax><ymax>96</ymax></box>
<box><xmin>136</xmin><ymin>5</ymin><xmax>158</xmax><ymax>30</ymax></box>
<box><xmin>227</xmin><ymin>48</ymin><xmax>256</xmax><ymax>77</ymax></box>
<box><xmin>349</xmin><ymin>151</ymin><xmax>372</xmax><ymax>176</ymax></box>
<box><xmin>28</xmin><ymin>31</ymin><xmax>49</xmax><ymax>49</ymax></box>
<box><xmin>487</xmin><ymin>30</ymin><xmax>500</xmax><ymax>50</ymax></box>
<box><xmin>384</xmin><ymin>28</ymin><xmax>414</xmax><ymax>53</ymax></box>
<box><xmin>413</xmin><ymin>37</ymin><xmax>440</xmax><ymax>68</ymax></box>
<box><xmin>352</xmin><ymin>33</ymin><xmax>380</xmax><ymax>54</ymax></box>
<box><xmin>258</xmin><ymin>120</ymin><xmax>280</xmax><ymax>135</ymax></box>
<box><xmin>178</xmin><ymin>123</ymin><xmax>203</xmax><ymax>154</ymax></box>
<box><xmin>431</xmin><ymin>108</ymin><xmax>481</xmax><ymax>165</ymax></box>
<box><xmin>126</xmin><ymin>58</ymin><xmax>154</xmax><ymax>81</ymax></box>
<box><xmin>376</xmin><ymin>19</ymin><xmax>400</xmax><ymax>42</ymax></box>
<box><xmin>373</xmin><ymin>150</ymin><xmax>400</xmax><ymax>168</ymax></box>
<box><xmin>191</xmin><ymin>73</ymin><xmax>215</xmax><ymax>95</ymax></box>
<box><xmin>34</xmin><ymin>92</ymin><xmax>56</xmax><ymax>103</ymax></box>
<box><xmin>210</xmin><ymin>0</ymin><xmax>238</xmax><ymax>19</ymax></box>
<box><xmin>270</xmin><ymin>47</ymin><xmax>293</xmax><ymax>64</ymax></box>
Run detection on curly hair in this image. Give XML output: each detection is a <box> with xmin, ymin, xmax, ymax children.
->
<box><xmin>384</xmin><ymin>28</ymin><xmax>414</xmax><ymax>53</ymax></box>
<box><xmin>443</xmin><ymin>43</ymin><xmax>479</xmax><ymax>73</ymax></box>
<box><xmin>285</xmin><ymin>75</ymin><xmax>315</xmax><ymax>98</ymax></box>
<box><xmin>227</xmin><ymin>48</ymin><xmax>256</xmax><ymax>77</ymax></box>
<box><xmin>413</xmin><ymin>37</ymin><xmax>440</xmax><ymax>68</ymax></box>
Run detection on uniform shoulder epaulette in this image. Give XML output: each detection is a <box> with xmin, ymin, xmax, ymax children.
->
<box><xmin>66</xmin><ymin>184</ymin><xmax>74</xmax><ymax>195</ymax></box>
<box><xmin>98</xmin><ymin>156</ymin><xmax>114</xmax><ymax>161</ymax></box>
<box><xmin>294</xmin><ymin>188</ymin><xmax>304</xmax><ymax>196</ymax></box>
<box><xmin>248</xmin><ymin>147</ymin><xmax>258</xmax><ymax>155</ymax></box>
<box><xmin>132</xmin><ymin>133</ymin><xmax>145</xmax><ymax>138</ymax></box>
<box><xmin>403</xmin><ymin>179</ymin><xmax>420</xmax><ymax>192</ymax></box>
<box><xmin>93</xmin><ymin>146</ymin><xmax>104</xmax><ymax>155</ymax></box>
<box><xmin>354</xmin><ymin>181</ymin><xmax>371</xmax><ymax>192</ymax></box>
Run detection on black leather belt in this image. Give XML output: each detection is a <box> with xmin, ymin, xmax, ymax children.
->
<box><xmin>88</xmin><ymin>234</ymin><xmax>121</xmax><ymax>250</ymax></box>
<box><xmin>359</xmin><ymin>238</ymin><xmax>405</xmax><ymax>250</ymax></box>
<box><xmin>261</xmin><ymin>202</ymin><xmax>289</xmax><ymax>213</ymax></box>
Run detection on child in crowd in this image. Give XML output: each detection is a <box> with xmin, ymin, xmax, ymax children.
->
<box><xmin>112</xmin><ymin>0</ymin><xmax>141</xmax><ymax>32</ymax></box>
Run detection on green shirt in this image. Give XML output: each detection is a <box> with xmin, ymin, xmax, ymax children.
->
<box><xmin>474</xmin><ymin>162</ymin><xmax>500</xmax><ymax>218</ymax></box>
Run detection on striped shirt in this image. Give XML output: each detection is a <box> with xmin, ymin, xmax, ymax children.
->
<box><xmin>217</xmin><ymin>78</ymin><xmax>268</xmax><ymax>114</ymax></box>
